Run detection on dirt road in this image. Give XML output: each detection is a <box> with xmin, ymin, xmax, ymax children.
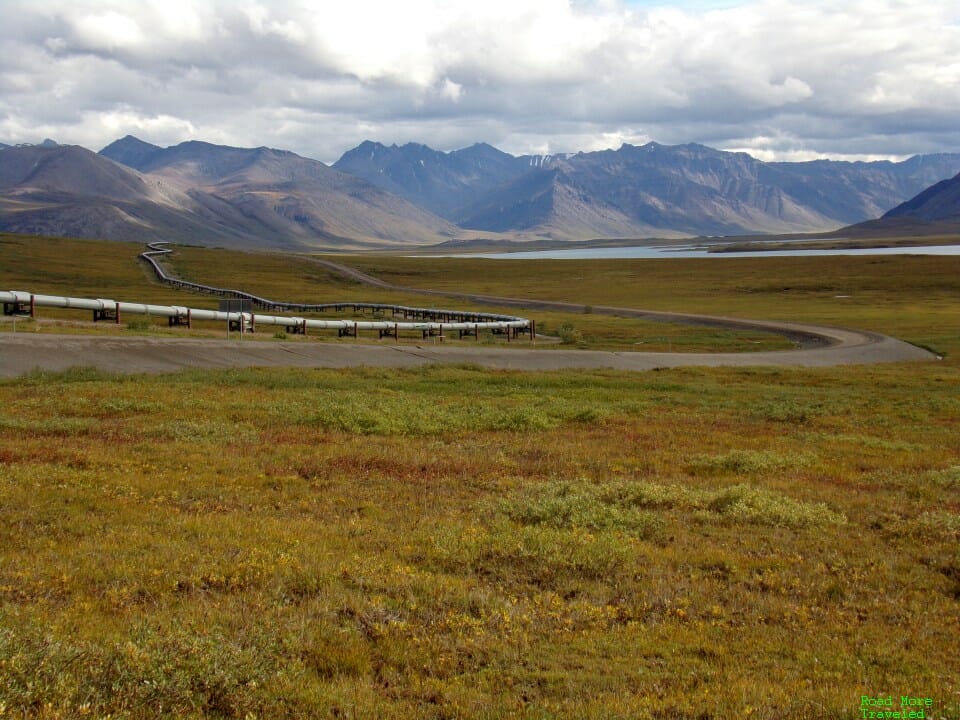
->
<box><xmin>0</xmin><ymin>325</ymin><xmax>935</xmax><ymax>378</ymax></box>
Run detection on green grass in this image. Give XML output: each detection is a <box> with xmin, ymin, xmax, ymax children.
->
<box><xmin>1</xmin><ymin>234</ymin><xmax>959</xmax><ymax>718</ymax></box>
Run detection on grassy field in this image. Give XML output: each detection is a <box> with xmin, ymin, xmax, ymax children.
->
<box><xmin>342</xmin><ymin>253</ymin><xmax>960</xmax><ymax>358</ymax></box>
<box><xmin>1</xmin><ymin>235</ymin><xmax>959</xmax><ymax>718</ymax></box>
<box><xmin>0</xmin><ymin>235</ymin><xmax>793</xmax><ymax>353</ymax></box>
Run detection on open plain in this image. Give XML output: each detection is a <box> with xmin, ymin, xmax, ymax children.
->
<box><xmin>1</xmin><ymin>235</ymin><xmax>958</xmax><ymax>719</ymax></box>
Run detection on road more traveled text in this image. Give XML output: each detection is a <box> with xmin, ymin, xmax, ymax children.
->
<box><xmin>861</xmin><ymin>695</ymin><xmax>934</xmax><ymax>719</ymax></box>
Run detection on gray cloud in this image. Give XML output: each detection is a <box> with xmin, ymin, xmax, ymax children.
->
<box><xmin>1</xmin><ymin>0</ymin><xmax>958</xmax><ymax>163</ymax></box>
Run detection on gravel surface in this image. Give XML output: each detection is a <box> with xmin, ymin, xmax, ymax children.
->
<box><xmin>0</xmin><ymin>327</ymin><xmax>936</xmax><ymax>378</ymax></box>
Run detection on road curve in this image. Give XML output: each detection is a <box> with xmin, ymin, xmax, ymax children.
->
<box><xmin>0</xmin><ymin>325</ymin><xmax>935</xmax><ymax>378</ymax></box>
<box><xmin>307</xmin><ymin>257</ymin><xmax>937</xmax><ymax>358</ymax></box>
<box><xmin>0</xmin><ymin>256</ymin><xmax>938</xmax><ymax>377</ymax></box>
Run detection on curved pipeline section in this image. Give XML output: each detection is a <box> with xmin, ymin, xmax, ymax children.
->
<box><xmin>139</xmin><ymin>242</ymin><xmax>529</xmax><ymax>327</ymax></box>
<box><xmin>2</xmin><ymin>242</ymin><xmax>532</xmax><ymax>338</ymax></box>
<box><xmin>0</xmin><ymin>289</ymin><xmax>530</xmax><ymax>336</ymax></box>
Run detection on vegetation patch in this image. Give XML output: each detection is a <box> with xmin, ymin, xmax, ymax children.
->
<box><xmin>0</xmin><ymin>624</ymin><xmax>272</xmax><ymax>718</ymax></box>
<box><xmin>910</xmin><ymin>511</ymin><xmax>960</xmax><ymax>540</ymax></box>
<box><xmin>270</xmin><ymin>390</ymin><xmax>615</xmax><ymax>436</ymax></box>
<box><xmin>493</xmin><ymin>478</ymin><xmax>845</xmax><ymax>532</ymax></box>
<box><xmin>925</xmin><ymin>466</ymin><xmax>960</xmax><ymax>489</ymax></box>
<box><xmin>426</xmin><ymin>521</ymin><xmax>633</xmax><ymax>585</ymax></box>
<box><xmin>687</xmin><ymin>448</ymin><xmax>809</xmax><ymax>476</ymax></box>
<box><xmin>492</xmin><ymin>480</ymin><xmax>666</xmax><ymax>538</ymax></box>
<box><xmin>702</xmin><ymin>483</ymin><xmax>847</xmax><ymax>528</ymax></box>
<box><xmin>19</xmin><ymin>366</ymin><xmax>124</xmax><ymax>385</ymax></box>
<box><xmin>749</xmin><ymin>399</ymin><xmax>822</xmax><ymax>424</ymax></box>
<box><xmin>149</xmin><ymin>419</ymin><xmax>259</xmax><ymax>444</ymax></box>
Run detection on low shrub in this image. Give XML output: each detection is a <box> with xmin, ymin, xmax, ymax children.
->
<box><xmin>494</xmin><ymin>478</ymin><xmax>845</xmax><ymax>532</ymax></box>
<box><xmin>705</xmin><ymin>483</ymin><xmax>847</xmax><ymax>528</ymax></box>
<box><xmin>427</xmin><ymin>520</ymin><xmax>632</xmax><ymax>584</ymax></box>
<box><xmin>688</xmin><ymin>449</ymin><xmax>807</xmax><ymax>475</ymax></box>
<box><xmin>494</xmin><ymin>480</ymin><xmax>664</xmax><ymax>539</ymax></box>
<box><xmin>125</xmin><ymin>319</ymin><xmax>152</xmax><ymax>331</ymax></box>
<box><xmin>557</xmin><ymin>322</ymin><xmax>583</xmax><ymax>345</ymax></box>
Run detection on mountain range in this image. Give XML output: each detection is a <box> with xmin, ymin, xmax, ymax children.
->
<box><xmin>0</xmin><ymin>138</ymin><xmax>454</xmax><ymax>249</ymax></box>
<box><xmin>0</xmin><ymin>135</ymin><xmax>959</xmax><ymax>248</ymax></box>
<box><xmin>335</xmin><ymin>141</ymin><xmax>960</xmax><ymax>238</ymax></box>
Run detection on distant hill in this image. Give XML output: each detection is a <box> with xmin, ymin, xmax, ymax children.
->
<box><xmin>334</xmin><ymin>140</ymin><xmax>960</xmax><ymax>239</ymax></box>
<box><xmin>99</xmin><ymin>135</ymin><xmax>165</xmax><ymax>171</ymax></box>
<box><xmin>882</xmin><ymin>172</ymin><xmax>960</xmax><ymax>223</ymax></box>
<box><xmin>0</xmin><ymin>140</ymin><xmax>458</xmax><ymax>248</ymax></box>
<box><xmin>0</xmin><ymin>139</ymin><xmax>58</xmax><ymax>150</ymax></box>
<box><xmin>0</xmin><ymin>144</ymin><xmax>283</xmax><ymax>247</ymax></box>
<box><xmin>1</xmin><ymin>144</ymin><xmax>171</xmax><ymax>201</ymax></box>
<box><xmin>834</xmin><ymin>171</ymin><xmax>960</xmax><ymax>238</ymax></box>
<box><xmin>477</xmin><ymin>143</ymin><xmax>838</xmax><ymax>238</ymax></box>
<box><xmin>103</xmin><ymin>138</ymin><xmax>459</xmax><ymax>246</ymax></box>
<box><xmin>333</xmin><ymin>141</ymin><xmax>536</xmax><ymax>219</ymax></box>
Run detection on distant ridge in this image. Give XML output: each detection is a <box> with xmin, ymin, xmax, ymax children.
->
<box><xmin>333</xmin><ymin>140</ymin><xmax>533</xmax><ymax>219</ymax></box>
<box><xmin>0</xmin><ymin>144</ymin><xmax>155</xmax><ymax>200</ymax></box>
<box><xmin>3</xmin><ymin>135</ymin><xmax>960</xmax><ymax>246</ymax></box>
<box><xmin>100</xmin><ymin>135</ymin><xmax>164</xmax><ymax>171</ymax></box>
<box><xmin>882</xmin><ymin>172</ymin><xmax>960</xmax><ymax>223</ymax></box>
<box><xmin>335</xmin><ymin>140</ymin><xmax>960</xmax><ymax>239</ymax></box>
<box><xmin>0</xmin><ymin>140</ymin><xmax>457</xmax><ymax>248</ymax></box>
<box><xmin>0</xmin><ymin>139</ymin><xmax>58</xmax><ymax>149</ymax></box>
<box><xmin>100</xmin><ymin>138</ymin><xmax>458</xmax><ymax>245</ymax></box>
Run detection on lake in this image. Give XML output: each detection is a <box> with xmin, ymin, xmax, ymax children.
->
<box><xmin>446</xmin><ymin>243</ymin><xmax>960</xmax><ymax>260</ymax></box>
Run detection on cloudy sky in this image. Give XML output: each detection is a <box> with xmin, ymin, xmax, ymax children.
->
<box><xmin>2</xmin><ymin>0</ymin><xmax>958</xmax><ymax>163</ymax></box>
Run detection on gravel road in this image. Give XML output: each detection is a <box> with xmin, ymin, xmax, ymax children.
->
<box><xmin>0</xmin><ymin>326</ymin><xmax>935</xmax><ymax>378</ymax></box>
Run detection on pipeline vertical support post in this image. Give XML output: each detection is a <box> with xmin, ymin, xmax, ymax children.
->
<box><xmin>250</xmin><ymin>313</ymin><xmax>256</xmax><ymax>333</ymax></box>
<box><xmin>30</xmin><ymin>294</ymin><xmax>35</xmax><ymax>318</ymax></box>
<box><xmin>115</xmin><ymin>303</ymin><xmax>121</xmax><ymax>325</ymax></box>
<box><xmin>395</xmin><ymin>322</ymin><xmax>399</xmax><ymax>343</ymax></box>
<box><xmin>187</xmin><ymin>308</ymin><xmax>192</xmax><ymax>329</ymax></box>
<box><xmin>475</xmin><ymin>323</ymin><xmax>479</xmax><ymax>342</ymax></box>
<box><xmin>302</xmin><ymin>318</ymin><xmax>307</xmax><ymax>336</ymax></box>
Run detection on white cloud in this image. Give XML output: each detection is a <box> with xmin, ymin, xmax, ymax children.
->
<box><xmin>0</xmin><ymin>0</ymin><xmax>957</xmax><ymax>162</ymax></box>
<box><xmin>241</xmin><ymin>3</ymin><xmax>306</xmax><ymax>44</ymax></box>
<box><xmin>73</xmin><ymin>10</ymin><xmax>145</xmax><ymax>50</ymax></box>
<box><xmin>98</xmin><ymin>110</ymin><xmax>198</xmax><ymax>141</ymax></box>
<box><xmin>439</xmin><ymin>78</ymin><xmax>464</xmax><ymax>102</ymax></box>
